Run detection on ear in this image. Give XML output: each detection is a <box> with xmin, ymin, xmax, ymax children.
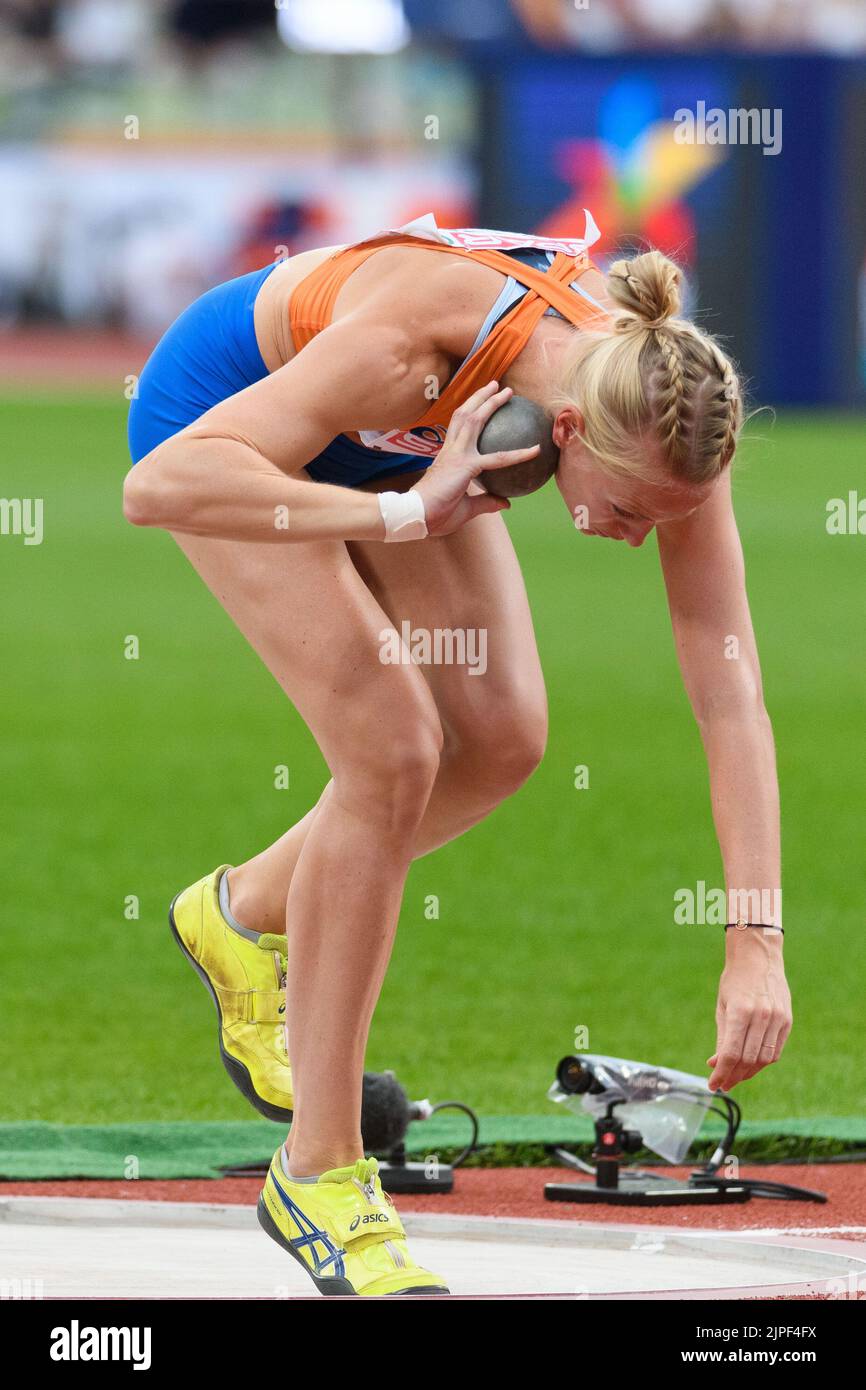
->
<box><xmin>552</xmin><ymin>407</ymin><xmax>584</xmax><ymax>451</ymax></box>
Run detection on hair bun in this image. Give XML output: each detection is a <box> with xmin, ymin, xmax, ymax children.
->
<box><xmin>607</xmin><ymin>250</ymin><xmax>682</xmax><ymax>330</ymax></box>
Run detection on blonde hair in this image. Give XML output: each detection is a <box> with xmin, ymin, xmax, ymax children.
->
<box><xmin>553</xmin><ymin>249</ymin><xmax>743</xmax><ymax>486</ymax></box>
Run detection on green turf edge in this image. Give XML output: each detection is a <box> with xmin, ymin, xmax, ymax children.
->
<box><xmin>1</xmin><ymin>1117</ymin><xmax>864</xmax><ymax>1180</ymax></box>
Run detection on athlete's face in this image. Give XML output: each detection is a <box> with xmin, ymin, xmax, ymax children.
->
<box><xmin>552</xmin><ymin>408</ymin><xmax>712</xmax><ymax>547</ymax></box>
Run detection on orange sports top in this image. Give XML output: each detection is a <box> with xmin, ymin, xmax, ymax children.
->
<box><xmin>288</xmin><ymin>216</ymin><xmax>612</xmax><ymax>459</ymax></box>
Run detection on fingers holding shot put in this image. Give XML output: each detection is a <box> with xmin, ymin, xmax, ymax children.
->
<box><xmin>415</xmin><ymin>381</ymin><xmax>548</xmax><ymax>535</ymax></box>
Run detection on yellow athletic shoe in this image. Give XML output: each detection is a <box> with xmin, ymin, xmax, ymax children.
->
<box><xmin>169</xmin><ymin>866</ymin><xmax>293</xmax><ymax>1122</ymax></box>
<box><xmin>258</xmin><ymin>1151</ymin><xmax>449</xmax><ymax>1297</ymax></box>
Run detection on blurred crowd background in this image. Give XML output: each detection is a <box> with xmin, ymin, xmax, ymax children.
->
<box><xmin>0</xmin><ymin>0</ymin><xmax>864</xmax><ymax>405</ymax></box>
<box><xmin>3</xmin><ymin>0</ymin><xmax>866</xmax><ymax>66</ymax></box>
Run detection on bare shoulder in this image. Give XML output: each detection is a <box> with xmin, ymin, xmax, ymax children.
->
<box><xmin>332</xmin><ymin>244</ymin><xmax>509</xmax><ymax>364</ymax></box>
<box><xmin>247</xmin><ymin>241</ymin><xmax>511</xmax><ymax>448</ymax></box>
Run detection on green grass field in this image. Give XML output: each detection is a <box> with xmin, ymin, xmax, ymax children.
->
<box><xmin>1</xmin><ymin>393</ymin><xmax>864</xmax><ymax>1126</ymax></box>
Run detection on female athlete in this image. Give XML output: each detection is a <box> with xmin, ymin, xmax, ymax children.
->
<box><xmin>124</xmin><ymin>214</ymin><xmax>791</xmax><ymax>1296</ymax></box>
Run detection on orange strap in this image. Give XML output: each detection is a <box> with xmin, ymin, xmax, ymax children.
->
<box><xmin>289</xmin><ymin>241</ymin><xmax>385</xmax><ymax>353</ymax></box>
<box><xmin>289</xmin><ymin>233</ymin><xmax>611</xmax><ymax>431</ymax></box>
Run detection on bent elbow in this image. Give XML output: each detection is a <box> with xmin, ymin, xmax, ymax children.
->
<box><xmin>123</xmin><ymin>467</ymin><xmax>157</xmax><ymax>527</ymax></box>
<box><xmin>123</xmin><ymin>449</ymin><xmax>186</xmax><ymax>529</ymax></box>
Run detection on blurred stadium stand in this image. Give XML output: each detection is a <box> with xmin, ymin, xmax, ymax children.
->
<box><xmin>0</xmin><ymin>1</ymin><xmax>864</xmax><ymax>404</ymax></box>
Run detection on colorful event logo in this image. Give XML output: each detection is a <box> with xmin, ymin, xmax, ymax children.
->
<box><xmin>536</xmin><ymin>77</ymin><xmax>727</xmax><ymax>266</ymax></box>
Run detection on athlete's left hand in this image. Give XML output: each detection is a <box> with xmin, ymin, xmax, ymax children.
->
<box><xmin>707</xmin><ymin>934</ymin><xmax>792</xmax><ymax>1091</ymax></box>
<box><xmin>416</xmin><ymin>381</ymin><xmax>540</xmax><ymax>535</ymax></box>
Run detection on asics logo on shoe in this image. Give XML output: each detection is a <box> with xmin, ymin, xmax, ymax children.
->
<box><xmin>349</xmin><ymin>1212</ymin><xmax>391</xmax><ymax>1231</ymax></box>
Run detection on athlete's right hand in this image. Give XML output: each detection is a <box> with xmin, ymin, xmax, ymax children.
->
<box><xmin>415</xmin><ymin>382</ymin><xmax>540</xmax><ymax>536</ymax></box>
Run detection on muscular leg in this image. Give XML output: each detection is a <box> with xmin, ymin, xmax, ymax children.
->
<box><xmin>228</xmin><ymin>508</ymin><xmax>548</xmax><ymax>931</ymax></box>
<box><xmin>352</xmin><ymin>509</ymin><xmax>549</xmax><ymax>845</ymax></box>
<box><xmin>171</xmin><ymin>530</ymin><xmax>442</xmax><ymax>1175</ymax></box>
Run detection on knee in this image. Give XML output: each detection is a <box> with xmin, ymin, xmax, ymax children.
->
<box><xmin>335</xmin><ymin>712</ymin><xmax>443</xmax><ymax>832</ymax></box>
<box><xmin>380</xmin><ymin>721</ymin><xmax>444</xmax><ymax>799</ymax></box>
<box><xmin>454</xmin><ymin>685</ymin><xmax>548</xmax><ymax>800</ymax></box>
<box><xmin>490</xmin><ymin>699</ymin><xmax>548</xmax><ymax>793</ymax></box>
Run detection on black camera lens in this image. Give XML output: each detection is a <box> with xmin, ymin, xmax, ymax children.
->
<box><xmin>556</xmin><ymin>1055</ymin><xmax>592</xmax><ymax>1094</ymax></box>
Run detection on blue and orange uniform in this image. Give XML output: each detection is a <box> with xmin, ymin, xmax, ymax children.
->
<box><xmin>127</xmin><ymin>212</ymin><xmax>610</xmax><ymax>481</ymax></box>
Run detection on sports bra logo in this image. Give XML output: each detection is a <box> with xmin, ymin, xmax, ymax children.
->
<box><xmin>358</xmin><ymin>424</ymin><xmax>447</xmax><ymax>457</ymax></box>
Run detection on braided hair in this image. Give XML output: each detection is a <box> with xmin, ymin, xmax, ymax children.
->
<box><xmin>554</xmin><ymin>250</ymin><xmax>743</xmax><ymax>486</ymax></box>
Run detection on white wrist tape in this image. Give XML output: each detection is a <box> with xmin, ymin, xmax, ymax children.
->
<box><xmin>378</xmin><ymin>488</ymin><xmax>428</xmax><ymax>542</ymax></box>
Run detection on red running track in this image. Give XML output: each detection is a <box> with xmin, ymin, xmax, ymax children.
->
<box><xmin>2</xmin><ymin>1163</ymin><xmax>864</xmax><ymax>1232</ymax></box>
<box><xmin>0</xmin><ymin>329</ymin><xmax>153</xmax><ymax>386</ymax></box>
